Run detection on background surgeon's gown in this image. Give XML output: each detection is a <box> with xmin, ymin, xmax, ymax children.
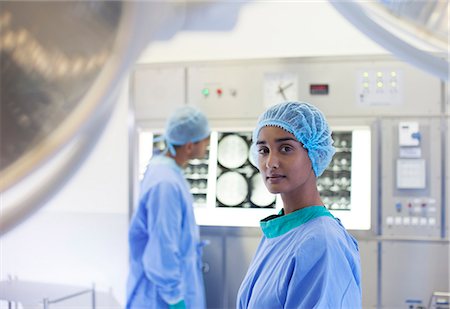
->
<box><xmin>127</xmin><ymin>155</ymin><xmax>206</xmax><ymax>309</ymax></box>
<box><xmin>237</xmin><ymin>206</ymin><xmax>361</xmax><ymax>309</ymax></box>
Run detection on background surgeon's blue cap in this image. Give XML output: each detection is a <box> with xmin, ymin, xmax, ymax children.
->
<box><xmin>164</xmin><ymin>105</ymin><xmax>210</xmax><ymax>155</ymax></box>
<box><xmin>252</xmin><ymin>101</ymin><xmax>335</xmax><ymax>177</ymax></box>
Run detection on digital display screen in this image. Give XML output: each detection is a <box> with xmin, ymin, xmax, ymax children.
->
<box><xmin>310</xmin><ymin>84</ymin><xmax>329</xmax><ymax>95</ymax></box>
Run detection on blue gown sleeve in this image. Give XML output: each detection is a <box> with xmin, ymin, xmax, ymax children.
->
<box><xmin>141</xmin><ymin>181</ymin><xmax>185</xmax><ymax>305</ymax></box>
<box><xmin>283</xmin><ymin>234</ymin><xmax>361</xmax><ymax>309</ymax></box>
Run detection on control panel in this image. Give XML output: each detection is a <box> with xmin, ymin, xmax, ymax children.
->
<box><xmin>381</xmin><ymin>118</ymin><xmax>442</xmax><ymax>238</ymax></box>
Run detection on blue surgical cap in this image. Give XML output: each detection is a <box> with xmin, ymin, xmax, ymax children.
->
<box><xmin>164</xmin><ymin>105</ymin><xmax>210</xmax><ymax>155</ymax></box>
<box><xmin>252</xmin><ymin>101</ymin><xmax>335</xmax><ymax>177</ymax></box>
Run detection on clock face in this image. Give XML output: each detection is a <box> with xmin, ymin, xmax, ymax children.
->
<box><xmin>263</xmin><ymin>72</ymin><xmax>299</xmax><ymax>107</ymax></box>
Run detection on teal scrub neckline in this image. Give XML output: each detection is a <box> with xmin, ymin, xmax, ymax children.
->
<box><xmin>260</xmin><ymin>206</ymin><xmax>334</xmax><ymax>239</ymax></box>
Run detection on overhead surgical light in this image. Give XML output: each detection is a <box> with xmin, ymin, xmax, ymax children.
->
<box><xmin>0</xmin><ymin>1</ymin><xmax>245</xmax><ymax>236</ymax></box>
<box><xmin>330</xmin><ymin>0</ymin><xmax>449</xmax><ymax>81</ymax></box>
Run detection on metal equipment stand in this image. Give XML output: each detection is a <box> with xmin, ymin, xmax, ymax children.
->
<box><xmin>0</xmin><ymin>280</ymin><xmax>96</xmax><ymax>309</ymax></box>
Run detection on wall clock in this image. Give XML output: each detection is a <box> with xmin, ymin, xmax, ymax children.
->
<box><xmin>263</xmin><ymin>72</ymin><xmax>299</xmax><ymax>107</ymax></box>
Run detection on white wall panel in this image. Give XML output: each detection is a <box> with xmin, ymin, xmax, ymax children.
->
<box><xmin>132</xmin><ymin>65</ymin><xmax>185</xmax><ymax>124</ymax></box>
<box><xmin>381</xmin><ymin>241</ymin><xmax>449</xmax><ymax>308</ymax></box>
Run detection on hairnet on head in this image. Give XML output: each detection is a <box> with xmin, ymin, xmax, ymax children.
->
<box><xmin>252</xmin><ymin>101</ymin><xmax>335</xmax><ymax>177</ymax></box>
<box><xmin>164</xmin><ymin>105</ymin><xmax>210</xmax><ymax>155</ymax></box>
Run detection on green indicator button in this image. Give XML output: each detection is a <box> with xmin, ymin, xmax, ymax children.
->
<box><xmin>202</xmin><ymin>88</ymin><xmax>210</xmax><ymax>96</ymax></box>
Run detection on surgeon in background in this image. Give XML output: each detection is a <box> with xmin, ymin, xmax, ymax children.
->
<box><xmin>127</xmin><ymin>105</ymin><xmax>210</xmax><ymax>309</ymax></box>
<box><xmin>237</xmin><ymin>101</ymin><xmax>361</xmax><ymax>308</ymax></box>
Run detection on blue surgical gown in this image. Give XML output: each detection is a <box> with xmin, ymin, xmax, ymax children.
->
<box><xmin>237</xmin><ymin>206</ymin><xmax>362</xmax><ymax>309</ymax></box>
<box><xmin>126</xmin><ymin>155</ymin><xmax>206</xmax><ymax>309</ymax></box>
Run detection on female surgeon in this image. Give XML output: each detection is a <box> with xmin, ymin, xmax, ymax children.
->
<box><xmin>127</xmin><ymin>106</ymin><xmax>210</xmax><ymax>309</ymax></box>
<box><xmin>237</xmin><ymin>101</ymin><xmax>362</xmax><ymax>309</ymax></box>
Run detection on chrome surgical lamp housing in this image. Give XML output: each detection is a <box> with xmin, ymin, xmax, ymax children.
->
<box><xmin>0</xmin><ymin>1</ymin><xmax>244</xmax><ymax>236</ymax></box>
<box><xmin>331</xmin><ymin>0</ymin><xmax>449</xmax><ymax>81</ymax></box>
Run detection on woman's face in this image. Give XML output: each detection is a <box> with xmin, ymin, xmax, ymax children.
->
<box><xmin>256</xmin><ymin>126</ymin><xmax>314</xmax><ymax>195</ymax></box>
